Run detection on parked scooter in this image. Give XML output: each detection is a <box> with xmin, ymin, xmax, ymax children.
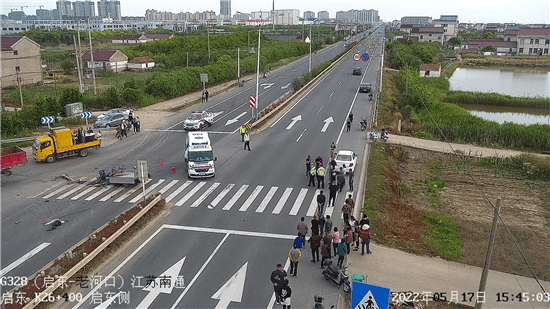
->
<box><xmin>360</xmin><ymin>119</ymin><xmax>368</xmax><ymax>131</ymax></box>
<box><xmin>368</xmin><ymin>93</ymin><xmax>373</xmax><ymax>101</ymax></box>
<box><xmin>369</xmin><ymin>129</ymin><xmax>378</xmax><ymax>142</ymax></box>
<box><xmin>381</xmin><ymin>129</ymin><xmax>389</xmax><ymax>142</ymax></box>
<box><xmin>321</xmin><ymin>260</ymin><xmax>351</xmax><ymax>293</ymax></box>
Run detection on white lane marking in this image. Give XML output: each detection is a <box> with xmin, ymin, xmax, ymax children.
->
<box><xmin>306</xmin><ymin>189</ymin><xmax>322</xmax><ymax>217</ymax></box>
<box><xmin>329</xmin><ymin>91</ymin><xmax>334</xmax><ymax>98</ymax></box>
<box><xmin>175</xmin><ymin>181</ymin><xmax>206</xmax><ymax>206</ymax></box>
<box><xmin>99</xmin><ymin>187</ymin><xmax>125</xmax><ymax>202</ymax></box>
<box><xmin>222</xmin><ymin>184</ymin><xmax>248</xmax><ymax>210</ymax></box>
<box><xmin>338</xmin><ymin>81</ymin><xmax>342</xmax><ymax>86</ymax></box>
<box><xmin>57</xmin><ymin>184</ymin><xmax>87</xmax><ymax>199</ymax></box>
<box><xmin>71</xmin><ymin>187</ymin><xmax>95</xmax><ymax>200</ymax></box>
<box><xmin>208</xmin><ymin>184</ymin><xmax>234</xmax><ymax>209</ymax></box>
<box><xmin>289</xmin><ymin>188</ymin><xmax>308</xmax><ymax>216</ymax></box>
<box><xmin>225</xmin><ymin>112</ymin><xmax>248</xmax><ymax>126</ymax></box>
<box><xmin>272</xmin><ymin>188</ymin><xmax>293</xmax><ymax>214</ymax></box>
<box><xmin>85</xmin><ymin>187</ymin><xmax>111</xmax><ymax>201</ymax></box>
<box><xmin>43</xmin><ymin>184</ymin><xmax>74</xmax><ymax>199</ymax></box>
<box><xmin>92</xmin><ymin>292</ymin><xmax>120</xmax><ymax>309</ymax></box>
<box><xmin>296</xmin><ymin>128</ymin><xmax>307</xmax><ymax>142</ymax></box>
<box><xmin>113</xmin><ymin>179</ymin><xmax>151</xmax><ymax>203</ymax></box>
<box><xmin>191</xmin><ymin>182</ymin><xmax>220</xmax><ymax>208</ymax></box>
<box><xmin>159</xmin><ymin>179</ymin><xmax>179</xmax><ymax>194</ymax></box>
<box><xmin>316</xmin><ymin>106</ymin><xmax>323</xmax><ymax>115</ymax></box>
<box><xmin>238</xmin><ymin>185</ymin><xmax>264</xmax><ymax>212</ymax></box>
<box><xmin>281</xmin><ymin>82</ymin><xmax>292</xmax><ymax>89</ymax></box>
<box><xmin>255</xmin><ymin>186</ymin><xmax>278</xmax><ymax>213</ymax></box>
<box><xmin>0</xmin><ymin>242</ymin><xmax>50</xmax><ymax>276</ymax></box>
<box><xmin>324</xmin><ymin>205</ymin><xmax>334</xmax><ymax>217</ymax></box>
<box><xmin>165</xmin><ymin>181</ymin><xmax>192</xmax><ymax>203</ymax></box>
<box><xmin>129</xmin><ymin>179</ymin><xmax>165</xmax><ymax>203</ymax></box>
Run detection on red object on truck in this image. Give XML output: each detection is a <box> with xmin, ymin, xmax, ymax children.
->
<box><xmin>1</xmin><ymin>146</ymin><xmax>28</xmax><ymax>175</ymax></box>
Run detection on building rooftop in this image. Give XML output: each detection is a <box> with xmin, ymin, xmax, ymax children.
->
<box><xmin>420</xmin><ymin>63</ymin><xmax>441</xmax><ymax>71</ymax></box>
<box><xmin>1</xmin><ymin>36</ymin><xmax>23</xmax><ymax>51</ymax></box>
<box><xmin>518</xmin><ymin>28</ymin><xmax>550</xmax><ymax>35</ymax></box>
<box><xmin>82</xmin><ymin>50</ymin><xmax>119</xmax><ymax>61</ymax></box>
<box><xmin>130</xmin><ymin>56</ymin><xmax>154</xmax><ymax>63</ymax></box>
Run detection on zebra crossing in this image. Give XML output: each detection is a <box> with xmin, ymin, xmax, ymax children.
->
<box><xmin>34</xmin><ymin>178</ymin><xmax>342</xmax><ymax>217</ymax></box>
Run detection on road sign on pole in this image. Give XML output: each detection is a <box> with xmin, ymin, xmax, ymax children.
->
<box><xmin>361</xmin><ymin>52</ymin><xmax>370</xmax><ymax>62</ymax></box>
<box><xmin>80</xmin><ymin>112</ymin><xmax>92</xmax><ymax>126</ymax></box>
<box><xmin>249</xmin><ymin>96</ymin><xmax>256</xmax><ymax>108</ymax></box>
<box><xmin>41</xmin><ymin>116</ymin><xmax>55</xmax><ymax>129</ymax></box>
<box><xmin>353</xmin><ymin>53</ymin><xmax>361</xmax><ymax>61</ymax></box>
<box><xmin>351</xmin><ymin>282</ymin><xmax>390</xmax><ymax>309</ymax></box>
<box><xmin>200</xmin><ymin>73</ymin><xmax>208</xmax><ymax>83</ymax></box>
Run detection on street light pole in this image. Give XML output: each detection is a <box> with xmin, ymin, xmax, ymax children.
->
<box><xmin>308</xmin><ymin>24</ymin><xmax>312</xmax><ymax>73</ymax></box>
<box><xmin>254</xmin><ymin>24</ymin><xmax>261</xmax><ymax>119</ymax></box>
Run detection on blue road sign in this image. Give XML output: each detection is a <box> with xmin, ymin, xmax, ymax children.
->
<box><xmin>307</xmin><ymin>17</ymin><xmax>319</xmax><ymax>21</ymax></box>
<box><xmin>41</xmin><ymin>116</ymin><xmax>55</xmax><ymax>124</ymax></box>
<box><xmin>80</xmin><ymin>112</ymin><xmax>92</xmax><ymax>119</ymax></box>
<box><xmin>351</xmin><ymin>282</ymin><xmax>390</xmax><ymax>309</ymax></box>
<box><xmin>361</xmin><ymin>53</ymin><xmax>370</xmax><ymax>62</ymax></box>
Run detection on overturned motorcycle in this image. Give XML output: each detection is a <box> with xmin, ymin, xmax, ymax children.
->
<box><xmin>321</xmin><ymin>260</ymin><xmax>351</xmax><ymax>293</ymax></box>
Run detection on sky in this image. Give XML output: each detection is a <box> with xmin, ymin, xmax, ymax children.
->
<box><xmin>3</xmin><ymin>0</ymin><xmax>549</xmax><ymax>24</ymax></box>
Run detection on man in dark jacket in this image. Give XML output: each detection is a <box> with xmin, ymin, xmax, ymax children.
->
<box><xmin>270</xmin><ymin>264</ymin><xmax>287</xmax><ymax>304</ymax></box>
<box><xmin>308</xmin><ymin>231</ymin><xmax>322</xmax><ymax>263</ymax></box>
<box><xmin>328</xmin><ymin>182</ymin><xmax>338</xmax><ymax>207</ymax></box>
<box><xmin>316</xmin><ymin>190</ymin><xmax>326</xmax><ymax>215</ymax></box>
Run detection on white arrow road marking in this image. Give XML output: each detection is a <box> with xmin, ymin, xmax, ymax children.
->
<box><xmin>225</xmin><ymin>112</ymin><xmax>247</xmax><ymax>126</ymax></box>
<box><xmin>281</xmin><ymin>83</ymin><xmax>292</xmax><ymax>89</ymax></box>
<box><xmin>137</xmin><ymin>256</ymin><xmax>187</xmax><ymax>309</ymax></box>
<box><xmin>212</xmin><ymin>111</ymin><xmax>224</xmax><ymax>118</ymax></box>
<box><xmin>0</xmin><ymin>243</ymin><xmax>51</xmax><ymax>276</ymax></box>
<box><xmin>211</xmin><ymin>262</ymin><xmax>248</xmax><ymax>309</ymax></box>
<box><xmin>321</xmin><ymin>116</ymin><xmax>334</xmax><ymax>132</ymax></box>
<box><xmin>93</xmin><ymin>292</ymin><xmax>121</xmax><ymax>309</ymax></box>
<box><xmin>260</xmin><ymin>83</ymin><xmax>274</xmax><ymax>89</ymax></box>
<box><xmin>286</xmin><ymin>115</ymin><xmax>302</xmax><ymax>130</ymax></box>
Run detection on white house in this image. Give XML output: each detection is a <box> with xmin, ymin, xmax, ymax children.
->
<box><xmin>419</xmin><ymin>63</ymin><xmax>441</xmax><ymax>77</ymax></box>
<box><xmin>127</xmin><ymin>56</ymin><xmax>155</xmax><ymax>70</ymax></box>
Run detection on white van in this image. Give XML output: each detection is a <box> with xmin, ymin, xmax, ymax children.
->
<box><xmin>184</xmin><ymin>132</ymin><xmax>216</xmax><ymax>178</ymax></box>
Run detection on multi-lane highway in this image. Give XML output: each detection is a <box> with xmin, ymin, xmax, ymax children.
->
<box><xmin>1</xmin><ymin>27</ymin><xmax>386</xmax><ymax>308</ymax></box>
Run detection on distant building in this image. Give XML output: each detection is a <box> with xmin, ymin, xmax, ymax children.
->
<box><xmin>128</xmin><ymin>56</ymin><xmax>155</xmax><ymax>70</ymax></box>
<box><xmin>252</xmin><ymin>9</ymin><xmax>299</xmax><ymax>25</ymax></box>
<box><xmin>304</xmin><ymin>11</ymin><xmax>315</xmax><ymax>19</ymax></box>
<box><xmin>433</xmin><ymin>15</ymin><xmax>459</xmax><ymax>41</ymax></box>
<box><xmin>1</xmin><ymin>36</ymin><xmax>42</xmax><ymax>88</ymax></box>
<box><xmin>335</xmin><ymin>9</ymin><xmax>378</xmax><ymax>24</ymax></box>
<box><xmin>220</xmin><ymin>0</ymin><xmax>231</xmax><ymax>17</ymax></box>
<box><xmin>56</xmin><ymin>0</ymin><xmax>73</xmax><ymax>19</ymax></box>
<box><xmin>145</xmin><ymin>33</ymin><xmax>174</xmax><ymax>41</ymax></box>
<box><xmin>7</xmin><ymin>11</ymin><xmax>26</xmax><ymax>22</ymax></box>
<box><xmin>111</xmin><ymin>34</ymin><xmax>148</xmax><ymax>44</ymax></box>
<box><xmin>73</xmin><ymin>1</ymin><xmax>95</xmax><ymax>18</ymax></box>
<box><xmin>82</xmin><ymin>49</ymin><xmax>128</xmax><ymax>72</ymax></box>
<box><xmin>414</xmin><ymin>27</ymin><xmax>445</xmax><ymax>43</ymax></box>
<box><xmin>401</xmin><ymin>16</ymin><xmax>432</xmax><ymax>27</ymax></box>
<box><xmin>97</xmin><ymin>0</ymin><xmax>121</xmax><ymax>20</ymax></box>
<box><xmin>318</xmin><ymin>11</ymin><xmax>329</xmax><ymax>20</ymax></box>
<box><xmin>516</xmin><ymin>28</ymin><xmax>550</xmax><ymax>56</ymax></box>
<box><xmin>233</xmin><ymin>12</ymin><xmax>250</xmax><ymax>20</ymax></box>
<box><xmin>462</xmin><ymin>38</ymin><xmax>517</xmax><ymax>54</ymax></box>
<box><xmin>419</xmin><ymin>63</ymin><xmax>441</xmax><ymax>77</ymax></box>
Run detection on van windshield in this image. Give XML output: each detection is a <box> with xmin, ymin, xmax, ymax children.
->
<box><xmin>32</xmin><ymin>139</ymin><xmax>40</xmax><ymax>151</ymax></box>
<box><xmin>188</xmin><ymin>150</ymin><xmax>214</xmax><ymax>162</ymax></box>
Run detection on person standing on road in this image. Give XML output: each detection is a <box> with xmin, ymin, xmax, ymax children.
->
<box><xmin>280</xmin><ymin>279</ymin><xmax>292</xmax><ymax>309</ymax></box>
<box><xmin>239</xmin><ymin>125</ymin><xmax>246</xmax><ymax>142</ymax></box>
<box><xmin>318</xmin><ymin>214</ymin><xmax>326</xmax><ymax>237</ymax></box>
<box><xmin>293</xmin><ymin>232</ymin><xmax>305</xmax><ymax>249</ymax></box>
<box><xmin>136</xmin><ymin>117</ymin><xmax>141</xmax><ymax>132</ymax></box>
<box><xmin>311</xmin><ymin>215</ymin><xmax>320</xmax><ymax>236</ymax></box>
<box><xmin>348</xmin><ymin>112</ymin><xmax>354</xmax><ymax>124</ymax></box>
<box><xmin>359</xmin><ymin>214</ymin><xmax>370</xmax><ymax>228</ymax></box>
<box><xmin>344</xmin><ymin>226</ymin><xmax>353</xmax><ymax>254</ymax></box>
<box><xmin>308</xmin><ymin>231</ymin><xmax>321</xmax><ymax>263</ymax></box>
<box><xmin>308</xmin><ymin>165</ymin><xmax>317</xmax><ymax>187</ymax></box>
<box><xmin>332</xmin><ymin>227</ymin><xmax>341</xmax><ymax>257</ymax></box>
<box><xmin>346</xmin><ymin>118</ymin><xmax>351</xmax><ymax>132</ymax></box>
<box><xmin>270</xmin><ymin>264</ymin><xmax>287</xmax><ymax>304</ymax></box>
<box><xmin>201</xmin><ymin>91</ymin><xmax>206</xmax><ymax>103</ymax></box>
<box><xmin>345</xmin><ymin>194</ymin><xmax>355</xmax><ymax>212</ymax></box>
<box><xmin>350</xmin><ymin>216</ymin><xmax>360</xmax><ymax>250</ymax></box>
<box><xmin>328</xmin><ymin>181</ymin><xmax>337</xmax><ymax>207</ymax></box>
<box><xmin>330</xmin><ymin>142</ymin><xmax>336</xmax><ymax>158</ymax></box>
<box><xmin>306</xmin><ymin>155</ymin><xmax>312</xmax><ymax>178</ymax></box>
<box><xmin>297</xmin><ymin>217</ymin><xmax>308</xmax><ymax>245</ymax></box>
<box><xmin>337</xmin><ymin>168</ymin><xmax>345</xmax><ymax>193</ymax></box>
<box><xmin>348</xmin><ymin>168</ymin><xmax>354</xmax><ymax>192</ymax></box>
<box><xmin>315</xmin><ymin>155</ymin><xmax>323</xmax><ymax>170</ymax></box>
<box><xmin>316</xmin><ymin>191</ymin><xmax>326</xmax><ymax>215</ymax></box>
<box><xmin>342</xmin><ymin>202</ymin><xmax>352</xmax><ymax>225</ymax></box>
<box><xmin>288</xmin><ymin>245</ymin><xmax>301</xmax><ymax>277</ymax></box>
<box><xmin>360</xmin><ymin>224</ymin><xmax>372</xmax><ymax>255</ymax></box>
<box><xmin>244</xmin><ymin>132</ymin><xmax>251</xmax><ymax>151</ymax></box>
<box><xmin>323</xmin><ymin>230</ymin><xmax>332</xmax><ymax>258</ymax></box>
<box><xmin>320</xmin><ymin>240</ymin><xmax>330</xmax><ymax>268</ymax></box>
<box><xmin>337</xmin><ymin>239</ymin><xmax>348</xmax><ymax>268</ymax></box>
<box><xmin>205</xmin><ymin>89</ymin><xmax>209</xmax><ymax>102</ymax></box>
<box><xmin>317</xmin><ymin>164</ymin><xmax>325</xmax><ymax>189</ymax></box>
<box><xmin>324</xmin><ymin>215</ymin><xmax>333</xmax><ymax>237</ymax></box>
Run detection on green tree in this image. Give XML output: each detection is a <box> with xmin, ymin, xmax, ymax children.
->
<box><xmin>104</xmin><ymin>86</ymin><xmax>121</xmax><ymax>108</ymax></box>
<box><xmin>481</xmin><ymin>45</ymin><xmax>497</xmax><ymax>53</ymax></box>
<box><xmin>61</xmin><ymin>59</ymin><xmax>75</xmax><ymax>74</ymax></box>
<box><xmin>59</xmin><ymin>87</ymin><xmax>83</xmax><ymax>107</ymax></box>
<box><xmin>448</xmin><ymin>37</ymin><xmax>461</xmax><ymax>47</ymax></box>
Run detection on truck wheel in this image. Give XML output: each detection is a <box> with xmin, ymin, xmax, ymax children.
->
<box><xmin>46</xmin><ymin>155</ymin><xmax>56</xmax><ymax>163</ymax></box>
<box><xmin>78</xmin><ymin>149</ymin><xmax>88</xmax><ymax>157</ymax></box>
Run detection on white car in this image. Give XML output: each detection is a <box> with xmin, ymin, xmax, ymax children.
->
<box><xmin>334</xmin><ymin>150</ymin><xmax>358</xmax><ymax>173</ymax></box>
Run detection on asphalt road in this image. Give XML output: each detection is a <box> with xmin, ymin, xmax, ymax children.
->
<box><xmin>1</xmin><ymin>27</ymin><xmax>386</xmax><ymax>308</ymax></box>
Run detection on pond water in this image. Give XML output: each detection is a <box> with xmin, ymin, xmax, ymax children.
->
<box><xmin>449</xmin><ymin>67</ymin><xmax>550</xmax><ymax>98</ymax></box>
<box><xmin>457</xmin><ymin>103</ymin><xmax>550</xmax><ymax>125</ymax></box>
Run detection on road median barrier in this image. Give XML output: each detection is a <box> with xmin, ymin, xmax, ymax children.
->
<box><xmin>2</xmin><ymin>194</ymin><xmax>165</xmax><ymax>309</ymax></box>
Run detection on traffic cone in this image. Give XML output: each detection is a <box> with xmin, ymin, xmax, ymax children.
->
<box><xmin>159</xmin><ymin>157</ymin><xmax>163</xmax><ymax>166</ymax></box>
<box><xmin>171</xmin><ymin>164</ymin><xmax>176</xmax><ymax>173</ymax></box>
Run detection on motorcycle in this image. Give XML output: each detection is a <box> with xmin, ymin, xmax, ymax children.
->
<box><xmin>381</xmin><ymin>131</ymin><xmax>389</xmax><ymax>142</ymax></box>
<box><xmin>321</xmin><ymin>260</ymin><xmax>351</xmax><ymax>293</ymax></box>
<box><xmin>369</xmin><ymin>130</ymin><xmax>378</xmax><ymax>142</ymax></box>
<box><xmin>360</xmin><ymin>119</ymin><xmax>368</xmax><ymax>131</ymax></box>
<box><xmin>368</xmin><ymin>93</ymin><xmax>373</xmax><ymax>101</ymax></box>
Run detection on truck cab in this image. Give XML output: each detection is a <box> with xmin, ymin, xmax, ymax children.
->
<box><xmin>32</xmin><ymin>127</ymin><xmax>100</xmax><ymax>163</ymax></box>
<box><xmin>184</xmin><ymin>132</ymin><xmax>216</xmax><ymax>178</ymax></box>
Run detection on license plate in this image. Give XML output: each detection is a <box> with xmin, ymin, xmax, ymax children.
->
<box><xmin>198</xmin><ymin>173</ymin><xmax>206</xmax><ymax>176</ymax></box>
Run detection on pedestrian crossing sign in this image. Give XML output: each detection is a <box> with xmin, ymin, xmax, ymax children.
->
<box><xmin>351</xmin><ymin>282</ymin><xmax>390</xmax><ymax>309</ymax></box>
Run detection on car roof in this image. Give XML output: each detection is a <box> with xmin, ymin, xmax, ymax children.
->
<box><xmin>336</xmin><ymin>150</ymin><xmax>354</xmax><ymax>156</ymax></box>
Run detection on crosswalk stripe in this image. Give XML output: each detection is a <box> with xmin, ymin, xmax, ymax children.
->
<box><xmin>159</xmin><ymin>179</ymin><xmax>179</xmax><ymax>194</ymax></box>
<box><xmin>222</xmin><ymin>184</ymin><xmax>248</xmax><ymax>210</ymax></box>
<box><xmin>30</xmin><ymin>183</ymin><xmax>65</xmax><ymax>198</ymax></box>
<box><xmin>165</xmin><ymin>181</ymin><xmax>192</xmax><ymax>203</ymax></box>
<box><xmin>57</xmin><ymin>184</ymin><xmax>86</xmax><ymax>199</ymax></box>
<box><xmin>191</xmin><ymin>182</ymin><xmax>220</xmax><ymax>208</ymax></box>
<box><xmin>86</xmin><ymin>187</ymin><xmax>111</xmax><ymax>201</ymax></box>
<box><xmin>255</xmin><ymin>186</ymin><xmax>278</xmax><ymax>213</ymax></box>
<box><xmin>289</xmin><ymin>188</ymin><xmax>308</xmax><ymax>216</ymax></box>
<box><xmin>71</xmin><ymin>187</ymin><xmax>96</xmax><ymax>200</ymax></box>
<box><xmin>175</xmin><ymin>182</ymin><xmax>206</xmax><ymax>206</ymax></box>
<box><xmin>324</xmin><ymin>206</ymin><xmax>335</xmax><ymax>217</ymax></box>
<box><xmin>208</xmin><ymin>184</ymin><xmax>234</xmax><ymax>209</ymax></box>
<box><xmin>129</xmin><ymin>179</ymin><xmax>165</xmax><ymax>203</ymax></box>
<box><xmin>306</xmin><ymin>189</ymin><xmax>322</xmax><ymax>217</ymax></box>
<box><xmin>272</xmin><ymin>188</ymin><xmax>293</xmax><ymax>214</ymax></box>
<box><xmin>43</xmin><ymin>184</ymin><xmax>74</xmax><ymax>199</ymax></box>
<box><xmin>239</xmin><ymin>185</ymin><xmax>264</xmax><ymax>212</ymax></box>
<box><xmin>99</xmin><ymin>187</ymin><xmax>125</xmax><ymax>202</ymax></box>
<box><xmin>113</xmin><ymin>179</ymin><xmax>151</xmax><ymax>203</ymax></box>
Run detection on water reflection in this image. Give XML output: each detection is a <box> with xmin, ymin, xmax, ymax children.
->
<box><xmin>457</xmin><ymin>103</ymin><xmax>550</xmax><ymax>125</ymax></box>
<box><xmin>449</xmin><ymin>67</ymin><xmax>550</xmax><ymax>98</ymax></box>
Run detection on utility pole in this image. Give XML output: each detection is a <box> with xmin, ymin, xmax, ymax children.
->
<box><xmin>475</xmin><ymin>199</ymin><xmax>501</xmax><ymax>309</ymax></box>
<box><xmin>237</xmin><ymin>47</ymin><xmax>240</xmax><ymax>85</ymax></box>
<box><xmin>73</xmin><ymin>35</ymin><xmax>84</xmax><ymax>93</ymax></box>
<box><xmin>308</xmin><ymin>24</ymin><xmax>312</xmax><ymax>73</ymax></box>
<box><xmin>272</xmin><ymin>0</ymin><xmax>275</xmax><ymax>31</ymax></box>
<box><xmin>254</xmin><ymin>24</ymin><xmax>261</xmax><ymax>119</ymax></box>
<box><xmin>207</xmin><ymin>25</ymin><xmax>210</xmax><ymax>62</ymax></box>
<box><xmin>87</xmin><ymin>18</ymin><xmax>97</xmax><ymax>95</ymax></box>
<box><xmin>15</xmin><ymin>68</ymin><xmax>23</xmax><ymax>107</ymax></box>
<box><xmin>76</xmin><ymin>26</ymin><xmax>85</xmax><ymax>93</ymax></box>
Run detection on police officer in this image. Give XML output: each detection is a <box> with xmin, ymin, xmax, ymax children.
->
<box><xmin>317</xmin><ymin>164</ymin><xmax>325</xmax><ymax>189</ymax></box>
<box><xmin>239</xmin><ymin>125</ymin><xmax>246</xmax><ymax>142</ymax></box>
<box><xmin>308</xmin><ymin>165</ymin><xmax>316</xmax><ymax>187</ymax></box>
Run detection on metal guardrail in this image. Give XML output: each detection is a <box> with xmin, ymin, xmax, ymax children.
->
<box><xmin>0</xmin><ymin>136</ymin><xmax>36</xmax><ymax>144</ymax></box>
